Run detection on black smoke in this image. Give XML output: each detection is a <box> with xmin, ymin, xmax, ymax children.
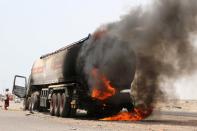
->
<box><xmin>77</xmin><ymin>0</ymin><xmax>197</xmax><ymax>109</ymax></box>
<box><xmin>77</xmin><ymin>34</ymin><xmax>136</xmax><ymax>92</ymax></box>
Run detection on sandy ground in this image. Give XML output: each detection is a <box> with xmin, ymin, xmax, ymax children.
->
<box><xmin>0</xmin><ymin>100</ymin><xmax>197</xmax><ymax>131</ymax></box>
<box><xmin>156</xmin><ymin>100</ymin><xmax>197</xmax><ymax>113</ymax></box>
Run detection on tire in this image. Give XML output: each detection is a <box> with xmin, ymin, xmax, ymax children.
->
<box><xmin>126</xmin><ymin>104</ymin><xmax>135</xmax><ymax>112</ymax></box>
<box><xmin>127</xmin><ymin>95</ymin><xmax>135</xmax><ymax>112</ymax></box>
<box><xmin>29</xmin><ymin>94</ymin><xmax>39</xmax><ymax>112</ymax></box>
<box><xmin>50</xmin><ymin>94</ymin><xmax>56</xmax><ymax>116</ymax></box>
<box><xmin>87</xmin><ymin>107</ymin><xmax>96</xmax><ymax>117</ymax></box>
<box><xmin>33</xmin><ymin>94</ymin><xmax>39</xmax><ymax>110</ymax></box>
<box><xmin>87</xmin><ymin>105</ymin><xmax>121</xmax><ymax>118</ymax></box>
<box><xmin>70</xmin><ymin>108</ymin><xmax>77</xmax><ymax>117</ymax></box>
<box><xmin>108</xmin><ymin>107</ymin><xmax>121</xmax><ymax>115</ymax></box>
<box><xmin>59</xmin><ymin>93</ymin><xmax>70</xmax><ymax>117</ymax></box>
<box><xmin>87</xmin><ymin>105</ymin><xmax>103</xmax><ymax>118</ymax></box>
<box><xmin>23</xmin><ymin>98</ymin><xmax>29</xmax><ymax>110</ymax></box>
<box><xmin>54</xmin><ymin>93</ymin><xmax>61</xmax><ymax>116</ymax></box>
<box><xmin>27</xmin><ymin>97</ymin><xmax>31</xmax><ymax>111</ymax></box>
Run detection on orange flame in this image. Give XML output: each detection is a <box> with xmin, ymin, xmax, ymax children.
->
<box><xmin>91</xmin><ymin>69</ymin><xmax>116</xmax><ymax>100</ymax></box>
<box><xmin>100</xmin><ymin>108</ymin><xmax>153</xmax><ymax>121</ymax></box>
<box><xmin>90</xmin><ymin>68</ymin><xmax>152</xmax><ymax>121</ymax></box>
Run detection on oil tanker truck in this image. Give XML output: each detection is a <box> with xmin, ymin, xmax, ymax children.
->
<box><xmin>12</xmin><ymin>34</ymin><xmax>136</xmax><ymax>117</ymax></box>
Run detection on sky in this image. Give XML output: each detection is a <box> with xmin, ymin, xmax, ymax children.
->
<box><xmin>0</xmin><ymin>0</ymin><xmax>197</xmax><ymax>99</ymax></box>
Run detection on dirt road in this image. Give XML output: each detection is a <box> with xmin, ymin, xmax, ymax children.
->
<box><xmin>0</xmin><ymin>100</ymin><xmax>197</xmax><ymax>131</ymax></box>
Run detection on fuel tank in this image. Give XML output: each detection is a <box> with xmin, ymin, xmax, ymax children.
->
<box><xmin>30</xmin><ymin>36</ymin><xmax>89</xmax><ymax>85</ymax></box>
<box><xmin>30</xmin><ymin>35</ymin><xmax>136</xmax><ymax>93</ymax></box>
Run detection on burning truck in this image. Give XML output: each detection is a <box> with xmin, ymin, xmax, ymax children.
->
<box><xmin>12</xmin><ymin>0</ymin><xmax>197</xmax><ymax>121</ymax></box>
<box><xmin>12</xmin><ymin>33</ymin><xmax>137</xmax><ymax>118</ymax></box>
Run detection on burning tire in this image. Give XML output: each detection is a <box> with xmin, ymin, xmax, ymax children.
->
<box><xmin>87</xmin><ymin>104</ymin><xmax>121</xmax><ymax>118</ymax></box>
<box><xmin>102</xmin><ymin>106</ymin><xmax>122</xmax><ymax>117</ymax></box>
<box><xmin>59</xmin><ymin>93</ymin><xmax>70</xmax><ymax>117</ymax></box>
<box><xmin>126</xmin><ymin>95</ymin><xmax>135</xmax><ymax>112</ymax></box>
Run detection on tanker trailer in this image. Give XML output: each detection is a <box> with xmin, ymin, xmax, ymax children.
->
<box><xmin>12</xmin><ymin>34</ymin><xmax>136</xmax><ymax>118</ymax></box>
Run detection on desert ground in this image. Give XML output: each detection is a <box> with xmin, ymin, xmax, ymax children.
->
<box><xmin>0</xmin><ymin>100</ymin><xmax>197</xmax><ymax>131</ymax></box>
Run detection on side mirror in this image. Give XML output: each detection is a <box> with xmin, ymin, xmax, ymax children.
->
<box><xmin>12</xmin><ymin>75</ymin><xmax>27</xmax><ymax>98</ymax></box>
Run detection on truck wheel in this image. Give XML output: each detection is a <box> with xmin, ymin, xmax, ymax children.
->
<box><xmin>127</xmin><ymin>95</ymin><xmax>135</xmax><ymax>112</ymax></box>
<box><xmin>29</xmin><ymin>94</ymin><xmax>39</xmax><ymax>112</ymax></box>
<box><xmin>27</xmin><ymin>97</ymin><xmax>31</xmax><ymax>111</ymax></box>
<box><xmin>23</xmin><ymin>98</ymin><xmax>29</xmax><ymax>110</ymax></box>
<box><xmin>59</xmin><ymin>93</ymin><xmax>70</xmax><ymax>117</ymax></box>
<box><xmin>126</xmin><ymin>103</ymin><xmax>135</xmax><ymax>112</ymax></box>
<box><xmin>50</xmin><ymin>94</ymin><xmax>56</xmax><ymax>116</ymax></box>
<box><xmin>70</xmin><ymin>108</ymin><xmax>76</xmax><ymax>117</ymax></box>
<box><xmin>107</xmin><ymin>107</ymin><xmax>121</xmax><ymax>116</ymax></box>
<box><xmin>54</xmin><ymin>93</ymin><xmax>61</xmax><ymax>116</ymax></box>
<box><xmin>87</xmin><ymin>107</ymin><xmax>96</xmax><ymax>117</ymax></box>
<box><xmin>33</xmin><ymin>94</ymin><xmax>39</xmax><ymax>110</ymax></box>
<box><xmin>87</xmin><ymin>106</ymin><xmax>121</xmax><ymax>118</ymax></box>
<box><xmin>87</xmin><ymin>105</ymin><xmax>103</xmax><ymax>117</ymax></box>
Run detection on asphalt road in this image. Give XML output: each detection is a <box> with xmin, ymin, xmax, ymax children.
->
<box><xmin>0</xmin><ymin>109</ymin><xmax>197</xmax><ymax>131</ymax></box>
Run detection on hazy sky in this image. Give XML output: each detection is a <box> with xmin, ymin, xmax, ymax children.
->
<box><xmin>0</xmin><ymin>0</ymin><xmax>196</xmax><ymax>99</ymax></box>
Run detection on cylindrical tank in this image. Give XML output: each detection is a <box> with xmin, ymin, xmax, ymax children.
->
<box><xmin>30</xmin><ymin>35</ymin><xmax>136</xmax><ymax>93</ymax></box>
<box><xmin>30</xmin><ymin>37</ymin><xmax>89</xmax><ymax>86</ymax></box>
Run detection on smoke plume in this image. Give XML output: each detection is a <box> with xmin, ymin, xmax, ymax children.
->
<box><xmin>77</xmin><ymin>0</ymin><xmax>197</xmax><ymax>109</ymax></box>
